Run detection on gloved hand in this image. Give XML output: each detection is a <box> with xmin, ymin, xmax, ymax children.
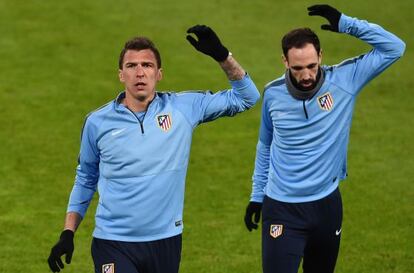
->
<box><xmin>186</xmin><ymin>25</ymin><xmax>229</xmax><ymax>62</ymax></box>
<box><xmin>48</xmin><ymin>230</ymin><xmax>74</xmax><ymax>272</ymax></box>
<box><xmin>308</xmin><ymin>5</ymin><xmax>342</xmax><ymax>32</ymax></box>
<box><xmin>244</xmin><ymin>201</ymin><xmax>262</xmax><ymax>231</ymax></box>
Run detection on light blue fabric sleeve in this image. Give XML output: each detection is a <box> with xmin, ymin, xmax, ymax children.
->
<box><xmin>67</xmin><ymin>116</ymin><xmax>100</xmax><ymax>218</ymax></box>
<box><xmin>334</xmin><ymin>14</ymin><xmax>406</xmax><ymax>95</ymax></box>
<box><xmin>174</xmin><ymin>74</ymin><xmax>260</xmax><ymax>127</ymax></box>
<box><xmin>250</xmin><ymin>93</ymin><xmax>273</xmax><ymax>203</ymax></box>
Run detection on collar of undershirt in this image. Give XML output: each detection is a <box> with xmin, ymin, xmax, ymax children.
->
<box><xmin>285</xmin><ymin>68</ymin><xmax>325</xmax><ymax>100</ymax></box>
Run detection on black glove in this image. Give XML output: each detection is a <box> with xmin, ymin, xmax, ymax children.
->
<box><xmin>186</xmin><ymin>25</ymin><xmax>229</xmax><ymax>62</ymax></box>
<box><xmin>308</xmin><ymin>4</ymin><xmax>341</xmax><ymax>32</ymax></box>
<box><xmin>48</xmin><ymin>230</ymin><xmax>74</xmax><ymax>272</ymax></box>
<box><xmin>244</xmin><ymin>201</ymin><xmax>262</xmax><ymax>231</ymax></box>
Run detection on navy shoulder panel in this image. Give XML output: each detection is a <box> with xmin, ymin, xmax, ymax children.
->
<box><xmin>264</xmin><ymin>78</ymin><xmax>285</xmax><ymax>93</ymax></box>
<box><xmin>174</xmin><ymin>90</ymin><xmax>213</xmax><ymax>95</ymax></box>
<box><xmin>334</xmin><ymin>54</ymin><xmax>365</xmax><ymax>69</ymax></box>
<box><xmin>157</xmin><ymin>91</ymin><xmax>177</xmax><ymax>95</ymax></box>
<box><xmin>86</xmin><ymin>100</ymin><xmax>113</xmax><ymax>120</ymax></box>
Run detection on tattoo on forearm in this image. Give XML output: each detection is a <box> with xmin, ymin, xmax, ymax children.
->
<box><xmin>219</xmin><ymin>56</ymin><xmax>246</xmax><ymax>81</ymax></box>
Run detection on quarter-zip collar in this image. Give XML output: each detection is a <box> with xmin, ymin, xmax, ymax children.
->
<box><xmin>114</xmin><ymin>91</ymin><xmax>160</xmax><ymax>134</ymax></box>
<box><xmin>285</xmin><ymin>67</ymin><xmax>325</xmax><ymax>101</ymax></box>
<box><xmin>114</xmin><ymin>91</ymin><xmax>159</xmax><ymax>113</ymax></box>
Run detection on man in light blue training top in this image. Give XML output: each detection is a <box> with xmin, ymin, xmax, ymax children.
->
<box><xmin>48</xmin><ymin>25</ymin><xmax>260</xmax><ymax>273</ymax></box>
<box><xmin>244</xmin><ymin>4</ymin><xmax>405</xmax><ymax>273</ymax></box>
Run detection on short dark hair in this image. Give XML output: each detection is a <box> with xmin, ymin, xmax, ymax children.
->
<box><xmin>282</xmin><ymin>28</ymin><xmax>320</xmax><ymax>58</ymax></box>
<box><xmin>118</xmin><ymin>37</ymin><xmax>162</xmax><ymax>69</ymax></box>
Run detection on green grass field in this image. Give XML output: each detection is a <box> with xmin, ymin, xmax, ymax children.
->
<box><xmin>0</xmin><ymin>0</ymin><xmax>413</xmax><ymax>272</ymax></box>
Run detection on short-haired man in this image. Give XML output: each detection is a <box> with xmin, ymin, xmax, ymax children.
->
<box><xmin>244</xmin><ymin>5</ymin><xmax>405</xmax><ymax>273</ymax></box>
<box><xmin>48</xmin><ymin>25</ymin><xmax>260</xmax><ymax>273</ymax></box>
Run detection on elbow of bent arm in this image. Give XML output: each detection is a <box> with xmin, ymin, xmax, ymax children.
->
<box><xmin>252</xmin><ymin>89</ymin><xmax>261</xmax><ymax>106</ymax></box>
<box><xmin>230</xmin><ymin>74</ymin><xmax>261</xmax><ymax>110</ymax></box>
<box><xmin>388</xmin><ymin>38</ymin><xmax>406</xmax><ymax>59</ymax></box>
<box><xmin>242</xmin><ymin>88</ymin><xmax>261</xmax><ymax>110</ymax></box>
<box><xmin>396</xmin><ymin>40</ymin><xmax>406</xmax><ymax>58</ymax></box>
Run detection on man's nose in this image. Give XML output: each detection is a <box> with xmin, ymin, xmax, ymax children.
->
<box><xmin>136</xmin><ymin>66</ymin><xmax>144</xmax><ymax>76</ymax></box>
<box><xmin>302</xmin><ymin>69</ymin><xmax>312</xmax><ymax>80</ymax></box>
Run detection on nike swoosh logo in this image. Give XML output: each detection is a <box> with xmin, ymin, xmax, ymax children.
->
<box><xmin>275</xmin><ymin>111</ymin><xmax>290</xmax><ymax>118</ymax></box>
<box><xmin>335</xmin><ymin>228</ymin><xmax>342</xmax><ymax>236</ymax></box>
<box><xmin>111</xmin><ymin>128</ymin><xmax>126</xmax><ymax>136</ymax></box>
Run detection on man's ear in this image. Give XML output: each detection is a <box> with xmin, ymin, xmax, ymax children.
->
<box><xmin>119</xmin><ymin>69</ymin><xmax>124</xmax><ymax>83</ymax></box>
<box><xmin>282</xmin><ymin>54</ymin><xmax>289</xmax><ymax>69</ymax></box>
<box><xmin>157</xmin><ymin>68</ymin><xmax>163</xmax><ymax>82</ymax></box>
<box><xmin>319</xmin><ymin>49</ymin><xmax>323</xmax><ymax>64</ymax></box>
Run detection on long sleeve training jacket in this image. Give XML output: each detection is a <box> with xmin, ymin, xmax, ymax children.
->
<box><xmin>250</xmin><ymin>14</ymin><xmax>405</xmax><ymax>204</ymax></box>
<box><xmin>68</xmin><ymin>74</ymin><xmax>260</xmax><ymax>242</ymax></box>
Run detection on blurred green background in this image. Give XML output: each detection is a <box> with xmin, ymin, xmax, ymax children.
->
<box><xmin>0</xmin><ymin>0</ymin><xmax>412</xmax><ymax>272</ymax></box>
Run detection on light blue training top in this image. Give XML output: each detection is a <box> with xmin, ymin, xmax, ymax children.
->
<box><xmin>68</xmin><ymin>74</ymin><xmax>260</xmax><ymax>242</ymax></box>
<box><xmin>250</xmin><ymin>14</ymin><xmax>405</xmax><ymax>203</ymax></box>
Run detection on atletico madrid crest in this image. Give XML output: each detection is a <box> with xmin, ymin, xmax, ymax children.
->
<box><xmin>102</xmin><ymin>263</ymin><xmax>114</xmax><ymax>273</ymax></box>
<box><xmin>156</xmin><ymin>114</ymin><xmax>172</xmax><ymax>132</ymax></box>
<box><xmin>270</xmin><ymin>224</ymin><xmax>283</xmax><ymax>238</ymax></box>
<box><xmin>317</xmin><ymin>92</ymin><xmax>334</xmax><ymax>111</ymax></box>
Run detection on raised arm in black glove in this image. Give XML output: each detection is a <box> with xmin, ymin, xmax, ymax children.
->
<box><xmin>308</xmin><ymin>4</ymin><xmax>342</xmax><ymax>32</ymax></box>
<box><xmin>186</xmin><ymin>25</ymin><xmax>229</xmax><ymax>62</ymax></box>
<box><xmin>48</xmin><ymin>230</ymin><xmax>74</xmax><ymax>272</ymax></box>
<box><xmin>244</xmin><ymin>201</ymin><xmax>262</xmax><ymax>231</ymax></box>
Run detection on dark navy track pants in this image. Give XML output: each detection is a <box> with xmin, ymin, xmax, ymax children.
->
<box><xmin>91</xmin><ymin>234</ymin><xmax>182</xmax><ymax>273</ymax></box>
<box><xmin>262</xmin><ymin>188</ymin><xmax>343</xmax><ymax>273</ymax></box>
